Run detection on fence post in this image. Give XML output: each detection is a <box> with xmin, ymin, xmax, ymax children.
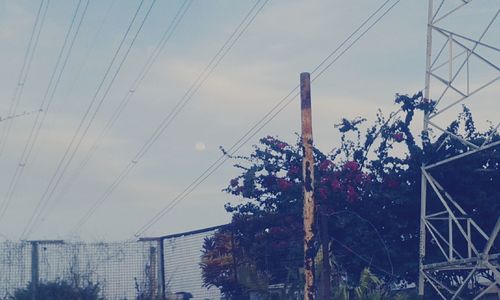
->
<box><xmin>149</xmin><ymin>246</ymin><xmax>158</xmax><ymax>300</ymax></box>
<box><xmin>158</xmin><ymin>239</ymin><xmax>166</xmax><ymax>300</ymax></box>
<box><xmin>30</xmin><ymin>241</ymin><xmax>39</xmax><ymax>300</ymax></box>
<box><xmin>28</xmin><ymin>240</ymin><xmax>64</xmax><ymax>300</ymax></box>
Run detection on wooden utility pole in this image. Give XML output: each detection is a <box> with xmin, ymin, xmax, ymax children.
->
<box><xmin>301</xmin><ymin>72</ymin><xmax>316</xmax><ymax>300</ymax></box>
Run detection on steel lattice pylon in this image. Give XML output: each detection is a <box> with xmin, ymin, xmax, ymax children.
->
<box><xmin>418</xmin><ymin>0</ymin><xmax>500</xmax><ymax>299</ymax></box>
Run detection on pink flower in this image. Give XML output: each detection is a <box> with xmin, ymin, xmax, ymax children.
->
<box><xmin>331</xmin><ymin>179</ymin><xmax>342</xmax><ymax>191</ymax></box>
<box><xmin>277</xmin><ymin>142</ymin><xmax>287</xmax><ymax>150</ymax></box>
<box><xmin>346</xmin><ymin>185</ymin><xmax>358</xmax><ymax>202</ymax></box>
<box><xmin>269</xmin><ymin>227</ymin><xmax>283</xmax><ymax>235</ymax></box>
<box><xmin>277</xmin><ymin>178</ymin><xmax>293</xmax><ymax>191</ymax></box>
<box><xmin>320</xmin><ymin>176</ymin><xmax>329</xmax><ymax>185</ymax></box>
<box><xmin>319</xmin><ymin>160</ymin><xmax>332</xmax><ymax>171</ymax></box>
<box><xmin>262</xmin><ymin>175</ymin><xmax>277</xmax><ymax>188</ymax></box>
<box><xmin>385</xmin><ymin>178</ymin><xmax>399</xmax><ymax>189</ymax></box>
<box><xmin>288</xmin><ymin>166</ymin><xmax>300</xmax><ymax>176</ymax></box>
<box><xmin>354</xmin><ymin>173</ymin><xmax>364</xmax><ymax>184</ymax></box>
<box><xmin>318</xmin><ymin>188</ymin><xmax>329</xmax><ymax>200</ymax></box>
<box><xmin>393</xmin><ymin>133</ymin><xmax>404</xmax><ymax>142</ymax></box>
<box><xmin>344</xmin><ymin>161</ymin><xmax>359</xmax><ymax>172</ymax></box>
<box><xmin>230</xmin><ymin>179</ymin><xmax>239</xmax><ymax>187</ymax></box>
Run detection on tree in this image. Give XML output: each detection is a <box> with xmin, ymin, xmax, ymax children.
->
<box><xmin>201</xmin><ymin>92</ymin><xmax>499</xmax><ymax>298</ymax></box>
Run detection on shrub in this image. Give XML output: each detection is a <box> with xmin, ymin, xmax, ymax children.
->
<box><xmin>10</xmin><ymin>279</ymin><xmax>102</xmax><ymax>300</ymax></box>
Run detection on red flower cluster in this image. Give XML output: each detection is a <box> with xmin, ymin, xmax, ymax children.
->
<box><xmin>230</xmin><ymin>179</ymin><xmax>239</xmax><ymax>187</ymax></box>
<box><xmin>262</xmin><ymin>175</ymin><xmax>277</xmax><ymax>189</ymax></box>
<box><xmin>314</xmin><ymin>160</ymin><xmax>369</xmax><ymax>205</ymax></box>
<box><xmin>346</xmin><ymin>185</ymin><xmax>358</xmax><ymax>203</ymax></box>
<box><xmin>343</xmin><ymin>161</ymin><xmax>360</xmax><ymax>171</ymax></box>
<box><xmin>262</xmin><ymin>136</ymin><xmax>289</xmax><ymax>151</ymax></box>
<box><xmin>330</xmin><ymin>179</ymin><xmax>341</xmax><ymax>190</ymax></box>
<box><xmin>384</xmin><ymin>177</ymin><xmax>400</xmax><ymax>189</ymax></box>
<box><xmin>277</xmin><ymin>142</ymin><xmax>287</xmax><ymax>150</ymax></box>
<box><xmin>288</xmin><ymin>166</ymin><xmax>300</xmax><ymax>177</ymax></box>
<box><xmin>393</xmin><ymin>133</ymin><xmax>404</xmax><ymax>143</ymax></box>
<box><xmin>319</xmin><ymin>160</ymin><xmax>334</xmax><ymax>172</ymax></box>
<box><xmin>318</xmin><ymin>187</ymin><xmax>329</xmax><ymax>200</ymax></box>
<box><xmin>277</xmin><ymin>178</ymin><xmax>293</xmax><ymax>191</ymax></box>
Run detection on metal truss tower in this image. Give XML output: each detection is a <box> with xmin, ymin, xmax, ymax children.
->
<box><xmin>419</xmin><ymin>0</ymin><xmax>500</xmax><ymax>299</ymax></box>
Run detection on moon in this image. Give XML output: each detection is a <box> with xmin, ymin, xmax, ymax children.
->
<box><xmin>195</xmin><ymin>142</ymin><xmax>206</xmax><ymax>152</ymax></box>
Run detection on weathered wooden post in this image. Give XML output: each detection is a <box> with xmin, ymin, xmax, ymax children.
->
<box><xmin>300</xmin><ymin>72</ymin><xmax>316</xmax><ymax>300</ymax></box>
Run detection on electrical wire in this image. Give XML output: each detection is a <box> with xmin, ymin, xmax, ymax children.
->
<box><xmin>46</xmin><ymin>0</ymin><xmax>193</xmax><ymax>219</ymax></box>
<box><xmin>21</xmin><ymin>0</ymin><xmax>156</xmax><ymax>239</ymax></box>
<box><xmin>29</xmin><ymin>0</ymin><xmax>118</xmax><ymax>201</ymax></box>
<box><xmin>0</xmin><ymin>0</ymin><xmax>50</xmax><ymax>157</ymax></box>
<box><xmin>0</xmin><ymin>109</ymin><xmax>43</xmax><ymax>123</ymax></box>
<box><xmin>56</xmin><ymin>0</ymin><xmax>117</xmax><ymax>109</ymax></box>
<box><xmin>132</xmin><ymin>0</ymin><xmax>402</xmax><ymax>239</ymax></box>
<box><xmin>331</xmin><ymin>237</ymin><xmax>396</xmax><ymax>279</ymax></box>
<box><xmin>0</xmin><ymin>0</ymin><xmax>90</xmax><ymax>226</ymax></box>
<box><xmin>68</xmin><ymin>0</ymin><xmax>270</xmax><ymax>236</ymax></box>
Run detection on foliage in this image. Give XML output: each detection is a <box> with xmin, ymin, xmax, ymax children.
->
<box><xmin>10</xmin><ymin>279</ymin><xmax>102</xmax><ymax>300</ymax></box>
<box><xmin>333</xmin><ymin>268</ymin><xmax>418</xmax><ymax>300</ymax></box>
<box><xmin>200</xmin><ymin>92</ymin><xmax>499</xmax><ymax>298</ymax></box>
<box><xmin>200</xmin><ymin>228</ymin><xmax>271</xmax><ymax>298</ymax></box>
<box><xmin>333</xmin><ymin>268</ymin><xmax>389</xmax><ymax>300</ymax></box>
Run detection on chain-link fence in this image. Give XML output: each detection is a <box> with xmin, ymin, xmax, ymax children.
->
<box><xmin>0</xmin><ymin>226</ymin><xmax>223</xmax><ymax>300</ymax></box>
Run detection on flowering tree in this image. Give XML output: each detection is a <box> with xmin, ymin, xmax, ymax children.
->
<box><xmin>201</xmin><ymin>92</ymin><xmax>499</xmax><ymax>298</ymax></box>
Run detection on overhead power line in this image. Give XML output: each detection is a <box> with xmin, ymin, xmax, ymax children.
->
<box><xmin>131</xmin><ymin>0</ymin><xmax>402</xmax><ymax>239</ymax></box>
<box><xmin>0</xmin><ymin>109</ymin><xmax>43</xmax><ymax>122</ymax></box>
<box><xmin>0</xmin><ymin>0</ymin><xmax>49</xmax><ymax>157</ymax></box>
<box><xmin>0</xmin><ymin>0</ymin><xmax>90</xmax><ymax>227</ymax></box>
<box><xmin>46</xmin><ymin>0</ymin><xmax>193</xmax><ymax>219</ymax></box>
<box><xmin>6</xmin><ymin>0</ymin><xmax>118</xmax><ymax>236</ymax></box>
<box><xmin>68</xmin><ymin>0</ymin><xmax>270</xmax><ymax>236</ymax></box>
<box><xmin>21</xmin><ymin>0</ymin><xmax>157</xmax><ymax>239</ymax></box>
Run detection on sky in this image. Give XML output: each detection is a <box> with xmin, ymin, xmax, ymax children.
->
<box><xmin>0</xmin><ymin>0</ymin><xmax>497</xmax><ymax>241</ymax></box>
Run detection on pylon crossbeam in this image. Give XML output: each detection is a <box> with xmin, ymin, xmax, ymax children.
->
<box><xmin>423</xmin><ymin>253</ymin><xmax>500</xmax><ymax>270</ymax></box>
<box><xmin>424</xmin><ymin>170</ymin><xmax>481</xmax><ymax>256</ymax></box>
<box><xmin>473</xmin><ymin>282</ymin><xmax>497</xmax><ymax>300</ymax></box>
<box><xmin>433</xmin><ymin>26</ymin><xmax>500</xmax><ymax>53</ymax></box>
<box><xmin>433</xmin><ymin>2</ymin><xmax>470</xmax><ymax>24</ymax></box>
<box><xmin>425</xmin><ymin>140</ymin><xmax>500</xmax><ymax>170</ymax></box>
<box><xmin>423</xmin><ymin>271</ymin><xmax>449</xmax><ymax>299</ymax></box>
<box><xmin>423</xmin><ymin>260</ymin><xmax>499</xmax><ymax>299</ymax></box>
<box><xmin>431</xmin><ymin>50</ymin><xmax>467</xmax><ymax>73</ymax></box>
<box><xmin>425</xmin><ymin>220</ymin><xmax>452</xmax><ymax>260</ymax></box>
<box><xmin>451</xmin><ymin>267</ymin><xmax>477</xmax><ymax>299</ymax></box>
<box><xmin>483</xmin><ymin>218</ymin><xmax>500</xmax><ymax>255</ymax></box>
<box><xmin>431</xmin><ymin>76</ymin><xmax>500</xmax><ymax>118</ymax></box>
<box><xmin>424</xmin><ymin>271</ymin><xmax>462</xmax><ymax>299</ymax></box>
<box><xmin>432</xmin><ymin>30</ymin><xmax>500</xmax><ymax>73</ymax></box>
<box><xmin>430</xmin><ymin>73</ymin><xmax>468</xmax><ymax>98</ymax></box>
<box><xmin>427</xmin><ymin>120</ymin><xmax>479</xmax><ymax>149</ymax></box>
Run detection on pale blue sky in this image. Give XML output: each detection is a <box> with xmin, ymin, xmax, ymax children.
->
<box><xmin>0</xmin><ymin>0</ymin><xmax>497</xmax><ymax>241</ymax></box>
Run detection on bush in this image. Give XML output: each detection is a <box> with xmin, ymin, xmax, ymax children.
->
<box><xmin>10</xmin><ymin>279</ymin><xmax>102</xmax><ymax>300</ymax></box>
